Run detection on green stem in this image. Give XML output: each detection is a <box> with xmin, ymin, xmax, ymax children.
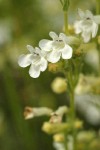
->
<box><xmin>96</xmin><ymin>0</ymin><xmax>100</xmax><ymax>75</ymax></box>
<box><xmin>69</xmin><ymin>82</ymin><xmax>76</xmax><ymax>150</ymax></box>
<box><xmin>66</xmin><ymin>60</ymin><xmax>76</xmax><ymax>150</ymax></box>
<box><xmin>96</xmin><ymin>0</ymin><xmax>100</xmax><ymax>14</ymax></box>
<box><xmin>97</xmin><ymin>44</ymin><xmax>100</xmax><ymax>75</ymax></box>
<box><xmin>64</xmin><ymin>11</ymin><xmax>69</xmax><ymax>34</ymax></box>
<box><xmin>69</xmin><ymin>89</ymin><xmax>75</xmax><ymax>121</ymax></box>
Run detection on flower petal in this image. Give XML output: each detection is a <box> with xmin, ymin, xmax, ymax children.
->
<box><xmin>49</xmin><ymin>31</ymin><xmax>58</xmax><ymax>40</ymax></box>
<box><xmin>62</xmin><ymin>45</ymin><xmax>73</xmax><ymax>59</ymax></box>
<box><xmin>47</xmin><ymin>50</ymin><xmax>61</xmax><ymax>63</ymax></box>
<box><xmin>91</xmin><ymin>22</ymin><xmax>98</xmax><ymax>37</ymax></box>
<box><xmin>94</xmin><ymin>15</ymin><xmax>100</xmax><ymax>24</ymax></box>
<box><xmin>29</xmin><ymin>64</ymin><xmax>40</xmax><ymax>78</ymax></box>
<box><xmin>82</xmin><ymin>31</ymin><xmax>91</xmax><ymax>43</ymax></box>
<box><xmin>35</xmin><ymin>47</ymin><xmax>41</xmax><ymax>55</ymax></box>
<box><xmin>59</xmin><ymin>33</ymin><xmax>69</xmax><ymax>43</ymax></box>
<box><xmin>39</xmin><ymin>39</ymin><xmax>53</xmax><ymax>51</ymax></box>
<box><xmin>40</xmin><ymin>57</ymin><xmax>48</xmax><ymax>71</ymax></box>
<box><xmin>74</xmin><ymin>21</ymin><xmax>82</xmax><ymax>34</ymax></box>
<box><xmin>78</xmin><ymin>8</ymin><xmax>85</xmax><ymax>19</ymax></box>
<box><xmin>85</xmin><ymin>10</ymin><xmax>93</xmax><ymax>19</ymax></box>
<box><xmin>18</xmin><ymin>54</ymin><xmax>33</xmax><ymax>67</ymax></box>
<box><xmin>27</xmin><ymin>45</ymin><xmax>35</xmax><ymax>53</ymax></box>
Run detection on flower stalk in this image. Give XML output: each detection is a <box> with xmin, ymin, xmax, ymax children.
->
<box><xmin>59</xmin><ymin>0</ymin><xmax>70</xmax><ymax>34</ymax></box>
<box><xmin>64</xmin><ymin>11</ymin><xmax>69</xmax><ymax>34</ymax></box>
<box><xmin>65</xmin><ymin>59</ymin><xmax>78</xmax><ymax>150</ymax></box>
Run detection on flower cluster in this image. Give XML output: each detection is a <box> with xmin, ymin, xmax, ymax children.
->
<box><xmin>18</xmin><ymin>32</ymin><xmax>74</xmax><ymax>78</ymax></box>
<box><xmin>18</xmin><ymin>9</ymin><xmax>100</xmax><ymax>78</ymax></box>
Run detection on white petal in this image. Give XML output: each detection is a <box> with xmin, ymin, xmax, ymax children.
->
<box><xmin>27</xmin><ymin>45</ymin><xmax>35</xmax><ymax>53</ymax></box>
<box><xmin>40</xmin><ymin>57</ymin><xmax>48</xmax><ymax>71</ymax></box>
<box><xmin>41</xmin><ymin>50</ymin><xmax>49</xmax><ymax>58</ymax></box>
<box><xmin>78</xmin><ymin>8</ymin><xmax>85</xmax><ymax>19</ymax></box>
<box><xmin>59</xmin><ymin>33</ymin><xmax>69</xmax><ymax>43</ymax></box>
<box><xmin>85</xmin><ymin>10</ymin><xmax>93</xmax><ymax>19</ymax></box>
<box><xmin>39</xmin><ymin>39</ymin><xmax>53</xmax><ymax>51</ymax></box>
<box><xmin>82</xmin><ymin>31</ymin><xmax>91</xmax><ymax>43</ymax></box>
<box><xmin>49</xmin><ymin>31</ymin><xmax>58</xmax><ymax>40</ymax></box>
<box><xmin>92</xmin><ymin>22</ymin><xmax>98</xmax><ymax>37</ymax></box>
<box><xmin>74</xmin><ymin>21</ymin><xmax>82</xmax><ymax>34</ymax></box>
<box><xmin>94</xmin><ymin>16</ymin><xmax>100</xmax><ymax>24</ymax></box>
<box><xmin>47</xmin><ymin>50</ymin><xmax>61</xmax><ymax>63</ymax></box>
<box><xmin>18</xmin><ymin>54</ymin><xmax>33</xmax><ymax>67</ymax></box>
<box><xmin>29</xmin><ymin>64</ymin><xmax>40</xmax><ymax>78</ymax></box>
<box><xmin>35</xmin><ymin>47</ymin><xmax>41</xmax><ymax>55</ymax></box>
<box><xmin>62</xmin><ymin>45</ymin><xmax>73</xmax><ymax>59</ymax></box>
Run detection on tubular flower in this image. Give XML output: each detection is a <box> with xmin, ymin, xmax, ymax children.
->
<box><xmin>18</xmin><ymin>45</ymin><xmax>47</xmax><ymax>78</ymax></box>
<box><xmin>74</xmin><ymin>9</ymin><xmax>100</xmax><ymax>43</ymax></box>
<box><xmin>39</xmin><ymin>31</ymin><xmax>73</xmax><ymax>63</ymax></box>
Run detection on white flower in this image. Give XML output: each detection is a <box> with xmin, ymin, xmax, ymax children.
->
<box><xmin>39</xmin><ymin>31</ymin><xmax>73</xmax><ymax>63</ymax></box>
<box><xmin>24</xmin><ymin>106</ymin><xmax>53</xmax><ymax>119</ymax></box>
<box><xmin>74</xmin><ymin>9</ymin><xmax>100</xmax><ymax>43</ymax></box>
<box><xmin>18</xmin><ymin>45</ymin><xmax>47</xmax><ymax>78</ymax></box>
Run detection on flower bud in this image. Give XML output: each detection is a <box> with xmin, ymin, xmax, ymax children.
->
<box><xmin>51</xmin><ymin>77</ymin><xmax>67</xmax><ymax>94</ymax></box>
<box><xmin>68</xmin><ymin>25</ymin><xmax>75</xmax><ymax>34</ymax></box>
<box><xmin>42</xmin><ymin>122</ymin><xmax>69</xmax><ymax>134</ymax></box>
<box><xmin>48</xmin><ymin>63</ymin><xmax>59</xmax><ymax>72</ymax></box>
<box><xmin>53</xmin><ymin>134</ymin><xmax>65</xmax><ymax>142</ymax></box>
<box><xmin>24</xmin><ymin>106</ymin><xmax>53</xmax><ymax>119</ymax></box>
<box><xmin>74</xmin><ymin>120</ymin><xmax>83</xmax><ymax>129</ymax></box>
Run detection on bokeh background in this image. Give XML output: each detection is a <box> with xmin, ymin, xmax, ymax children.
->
<box><xmin>0</xmin><ymin>0</ymin><xmax>98</xmax><ymax>150</ymax></box>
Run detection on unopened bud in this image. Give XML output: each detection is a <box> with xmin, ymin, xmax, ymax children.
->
<box><xmin>51</xmin><ymin>77</ymin><xmax>67</xmax><ymax>94</ymax></box>
<box><xmin>68</xmin><ymin>25</ymin><xmax>75</xmax><ymax>34</ymax></box>
<box><xmin>48</xmin><ymin>63</ymin><xmax>59</xmax><ymax>72</ymax></box>
<box><xmin>74</xmin><ymin>120</ymin><xmax>83</xmax><ymax>129</ymax></box>
<box><xmin>53</xmin><ymin>134</ymin><xmax>65</xmax><ymax>142</ymax></box>
<box><xmin>42</xmin><ymin>122</ymin><xmax>69</xmax><ymax>134</ymax></box>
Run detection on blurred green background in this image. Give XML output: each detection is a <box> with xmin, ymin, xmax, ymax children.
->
<box><xmin>0</xmin><ymin>0</ymin><xmax>97</xmax><ymax>150</ymax></box>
